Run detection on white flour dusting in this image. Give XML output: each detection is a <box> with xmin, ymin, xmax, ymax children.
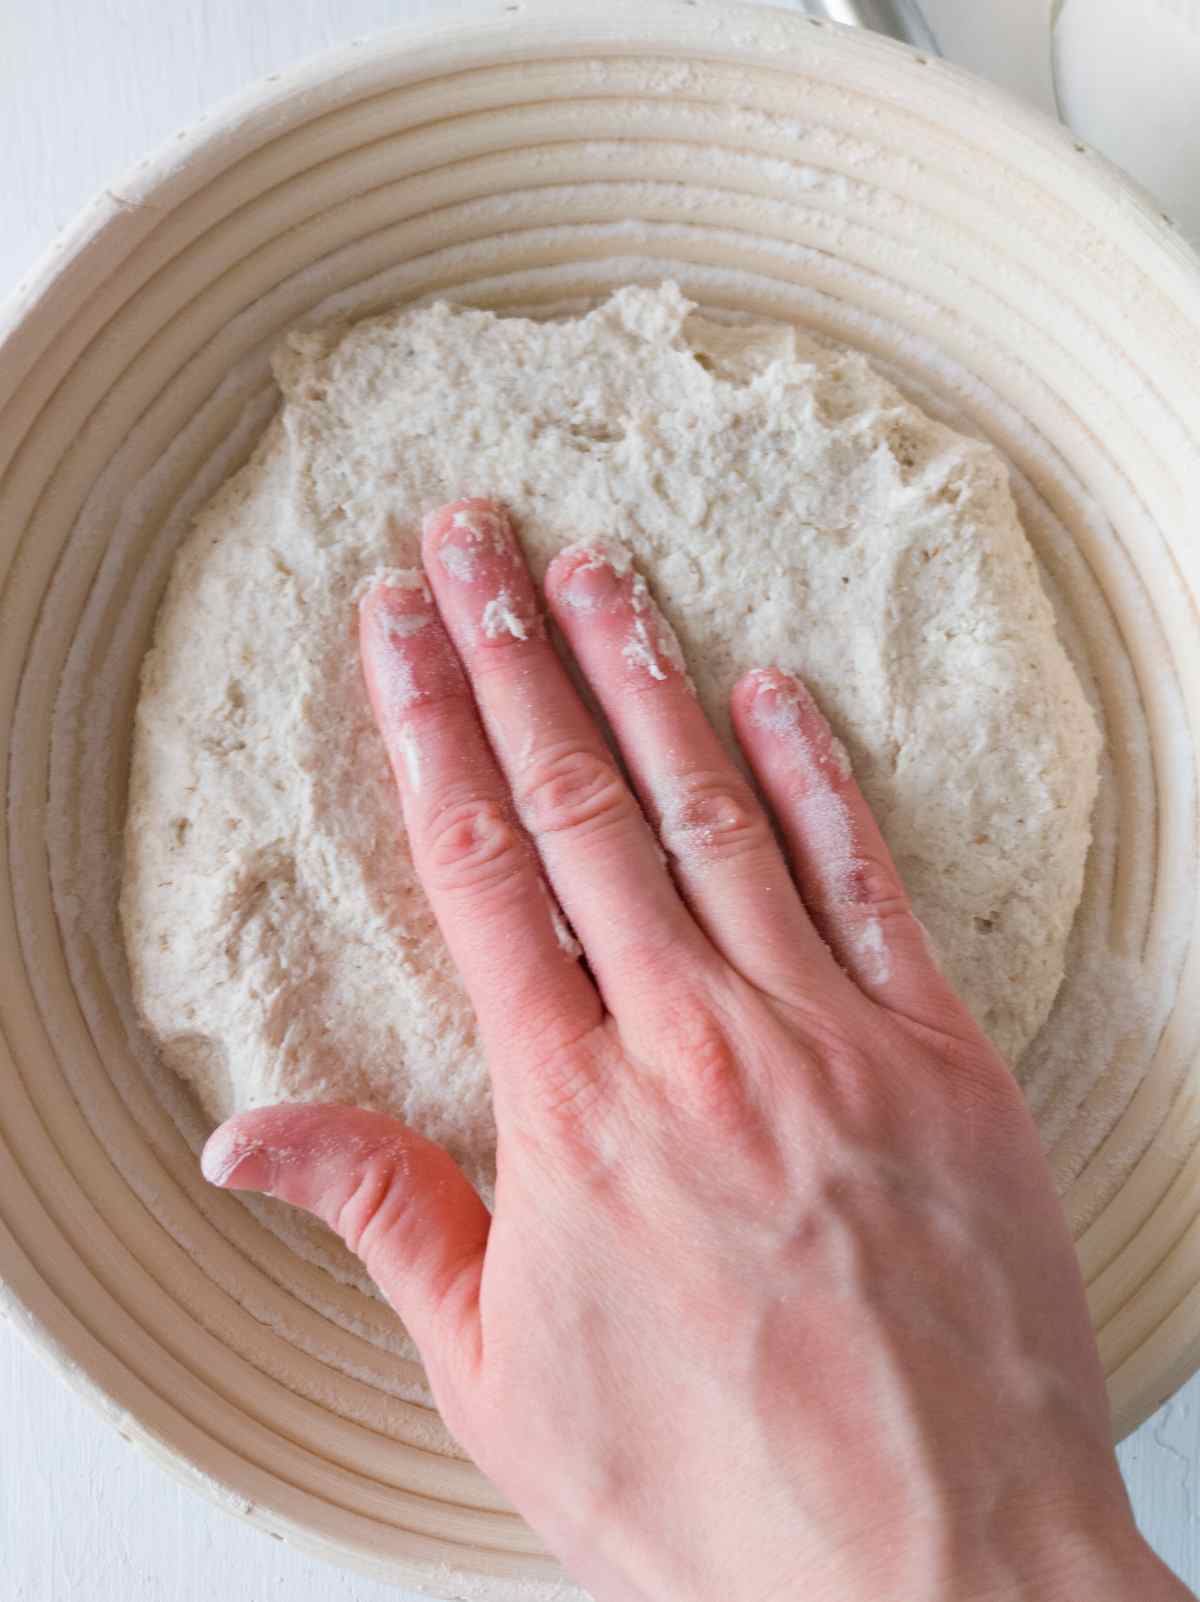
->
<box><xmin>855</xmin><ymin>918</ymin><xmax>892</xmax><ymax>989</ymax></box>
<box><xmin>438</xmin><ymin>543</ymin><xmax>478</xmax><ymax>583</ymax></box>
<box><xmin>383</xmin><ymin>613</ymin><xmax>432</xmax><ymax>641</ymax></box>
<box><xmin>399</xmin><ymin>728</ymin><xmax>423</xmax><ymax>792</ymax></box>
<box><xmin>623</xmin><ymin>613</ymin><xmax>669</xmax><ymax>681</ymax></box>
<box><xmin>352</xmin><ymin>566</ymin><xmax>428</xmax><ymax>601</ymax></box>
<box><xmin>749</xmin><ymin>679</ymin><xmax>863</xmax><ymax>915</ymax></box>
<box><xmin>540</xmin><ymin>879</ymin><xmax>584</xmax><ymax>960</ymax></box>
<box><xmin>120</xmin><ymin>285</ymin><xmax>1102</xmax><ymax>1199</ymax></box>
<box><xmin>481</xmin><ymin>589</ymin><xmax>532</xmax><ymax>642</ymax></box>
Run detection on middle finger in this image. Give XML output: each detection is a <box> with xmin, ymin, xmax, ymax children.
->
<box><xmin>422</xmin><ymin>499</ymin><xmax>712</xmax><ymax>1016</ymax></box>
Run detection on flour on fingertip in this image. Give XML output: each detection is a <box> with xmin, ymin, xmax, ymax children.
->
<box><xmin>353</xmin><ymin>566</ymin><xmax>430</xmax><ymax>604</ymax></box>
<box><xmin>449</xmin><ymin>503</ymin><xmax>510</xmax><ymax>553</ymax></box>
<box><xmin>381</xmin><ymin>612</ymin><xmax>432</xmax><ymax>641</ymax></box>
<box><xmin>438</xmin><ymin>542</ymin><xmax>477</xmax><ymax>582</ymax></box>
<box><xmin>480</xmin><ymin>589</ymin><xmax>533</xmax><ymax>642</ymax></box>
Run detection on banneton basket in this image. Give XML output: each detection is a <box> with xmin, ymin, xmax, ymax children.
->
<box><xmin>2</xmin><ymin>2</ymin><xmax>1199</xmax><ymax>1593</ymax></box>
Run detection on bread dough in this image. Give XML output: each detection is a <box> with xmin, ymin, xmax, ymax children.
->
<box><xmin>122</xmin><ymin>284</ymin><xmax>1101</xmax><ymax>1193</ymax></box>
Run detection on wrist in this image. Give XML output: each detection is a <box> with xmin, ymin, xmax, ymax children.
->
<box><xmin>786</xmin><ymin>1483</ymin><xmax>1189</xmax><ymax>1602</ymax></box>
<box><xmin>959</xmin><ymin>1493</ymin><xmax>1190</xmax><ymax>1602</ymax></box>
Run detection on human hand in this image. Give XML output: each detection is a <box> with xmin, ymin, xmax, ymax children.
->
<box><xmin>204</xmin><ymin>499</ymin><xmax>1186</xmax><ymax>1602</ymax></box>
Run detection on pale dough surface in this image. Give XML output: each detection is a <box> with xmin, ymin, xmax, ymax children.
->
<box><xmin>122</xmin><ymin>285</ymin><xmax>1101</xmax><ymax>1193</ymax></box>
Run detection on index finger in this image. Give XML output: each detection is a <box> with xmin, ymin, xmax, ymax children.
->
<box><xmin>358</xmin><ymin>570</ymin><xmax>603</xmax><ymax>1078</ymax></box>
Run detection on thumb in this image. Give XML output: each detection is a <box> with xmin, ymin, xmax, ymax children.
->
<box><xmin>202</xmin><ymin>1103</ymin><xmax>489</xmax><ymax>1394</ymax></box>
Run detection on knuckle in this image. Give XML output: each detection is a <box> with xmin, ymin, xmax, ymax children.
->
<box><xmin>335</xmin><ymin>1145</ymin><xmax>412</xmax><ymax>1262</ymax></box>
<box><xmin>828</xmin><ymin>854</ymin><xmax>915</xmax><ymax>987</ymax></box>
<box><xmin>517</xmin><ymin>745</ymin><xmax>631</xmax><ymax>841</ymax></box>
<box><xmin>421</xmin><ymin>790</ymin><xmax>528</xmax><ymax>897</ymax></box>
<box><xmin>653</xmin><ymin>999</ymin><xmax>751</xmax><ymax>1133</ymax></box>
<box><xmin>688</xmin><ymin>1043</ymin><xmax>747</xmax><ymax>1131</ymax></box>
<box><xmin>659</xmin><ymin>773</ymin><xmax>770</xmax><ymax>865</ymax></box>
<box><xmin>840</xmin><ymin>852</ymin><xmax>910</xmax><ymax>924</ymax></box>
<box><xmin>503</xmin><ymin>1030</ymin><xmax>618</xmax><ymax>1169</ymax></box>
<box><xmin>531</xmin><ymin>1045</ymin><xmax>611</xmax><ymax>1139</ymax></box>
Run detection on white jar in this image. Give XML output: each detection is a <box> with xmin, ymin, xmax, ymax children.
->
<box><xmin>1054</xmin><ymin>0</ymin><xmax>1200</xmax><ymax>245</ymax></box>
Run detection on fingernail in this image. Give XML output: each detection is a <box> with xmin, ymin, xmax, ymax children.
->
<box><xmin>425</xmin><ymin>499</ymin><xmax>514</xmax><ymax>581</ymax></box>
<box><xmin>354</xmin><ymin>566</ymin><xmax>430</xmax><ymax>607</ymax></box>
<box><xmin>746</xmin><ymin>669</ymin><xmax>813</xmax><ymax>731</ymax></box>
<box><xmin>423</xmin><ymin>499</ymin><xmax>544</xmax><ymax>647</ymax></box>
<box><xmin>201</xmin><ymin>1128</ymin><xmax>278</xmax><ymax>1192</ymax></box>
<box><xmin>746</xmin><ymin>671</ymin><xmax>852</xmax><ymax>780</ymax></box>
<box><xmin>359</xmin><ymin>577</ymin><xmax>465</xmax><ymax>716</ymax></box>
<box><xmin>369</xmin><ymin>582</ymin><xmax>436</xmax><ymax>645</ymax></box>
<box><xmin>553</xmin><ymin>539</ymin><xmax>631</xmax><ymax>612</ymax></box>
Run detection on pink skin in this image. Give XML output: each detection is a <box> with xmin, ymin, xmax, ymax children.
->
<box><xmin>204</xmin><ymin>500</ymin><xmax>1185</xmax><ymax>1602</ymax></box>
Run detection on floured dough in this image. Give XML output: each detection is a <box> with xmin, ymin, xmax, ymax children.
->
<box><xmin>122</xmin><ymin>284</ymin><xmax>1101</xmax><ymax>1193</ymax></box>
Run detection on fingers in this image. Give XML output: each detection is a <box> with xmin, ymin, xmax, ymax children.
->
<box><xmin>422</xmin><ymin>500</ymin><xmax>711</xmax><ymax>1016</ymax></box>
<box><xmin>202</xmin><ymin>1105</ymin><xmax>489</xmax><ymax>1409</ymax></box>
<box><xmin>732</xmin><ymin>669</ymin><xmax>967</xmax><ymax>1035</ymax></box>
<box><xmin>544</xmin><ymin>541</ymin><xmax>836</xmax><ymax>998</ymax></box>
<box><xmin>359</xmin><ymin>571</ymin><xmax>603</xmax><ymax>1076</ymax></box>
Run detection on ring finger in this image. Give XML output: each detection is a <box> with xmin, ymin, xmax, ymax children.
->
<box><xmin>544</xmin><ymin>540</ymin><xmax>836</xmax><ymax>1002</ymax></box>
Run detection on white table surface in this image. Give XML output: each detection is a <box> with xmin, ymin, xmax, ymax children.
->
<box><xmin>2</xmin><ymin>1</ymin><xmax>1198</xmax><ymax>1596</ymax></box>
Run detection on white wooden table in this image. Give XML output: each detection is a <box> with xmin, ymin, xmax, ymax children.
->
<box><xmin>2</xmin><ymin>2</ymin><xmax>1198</xmax><ymax>1596</ymax></box>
